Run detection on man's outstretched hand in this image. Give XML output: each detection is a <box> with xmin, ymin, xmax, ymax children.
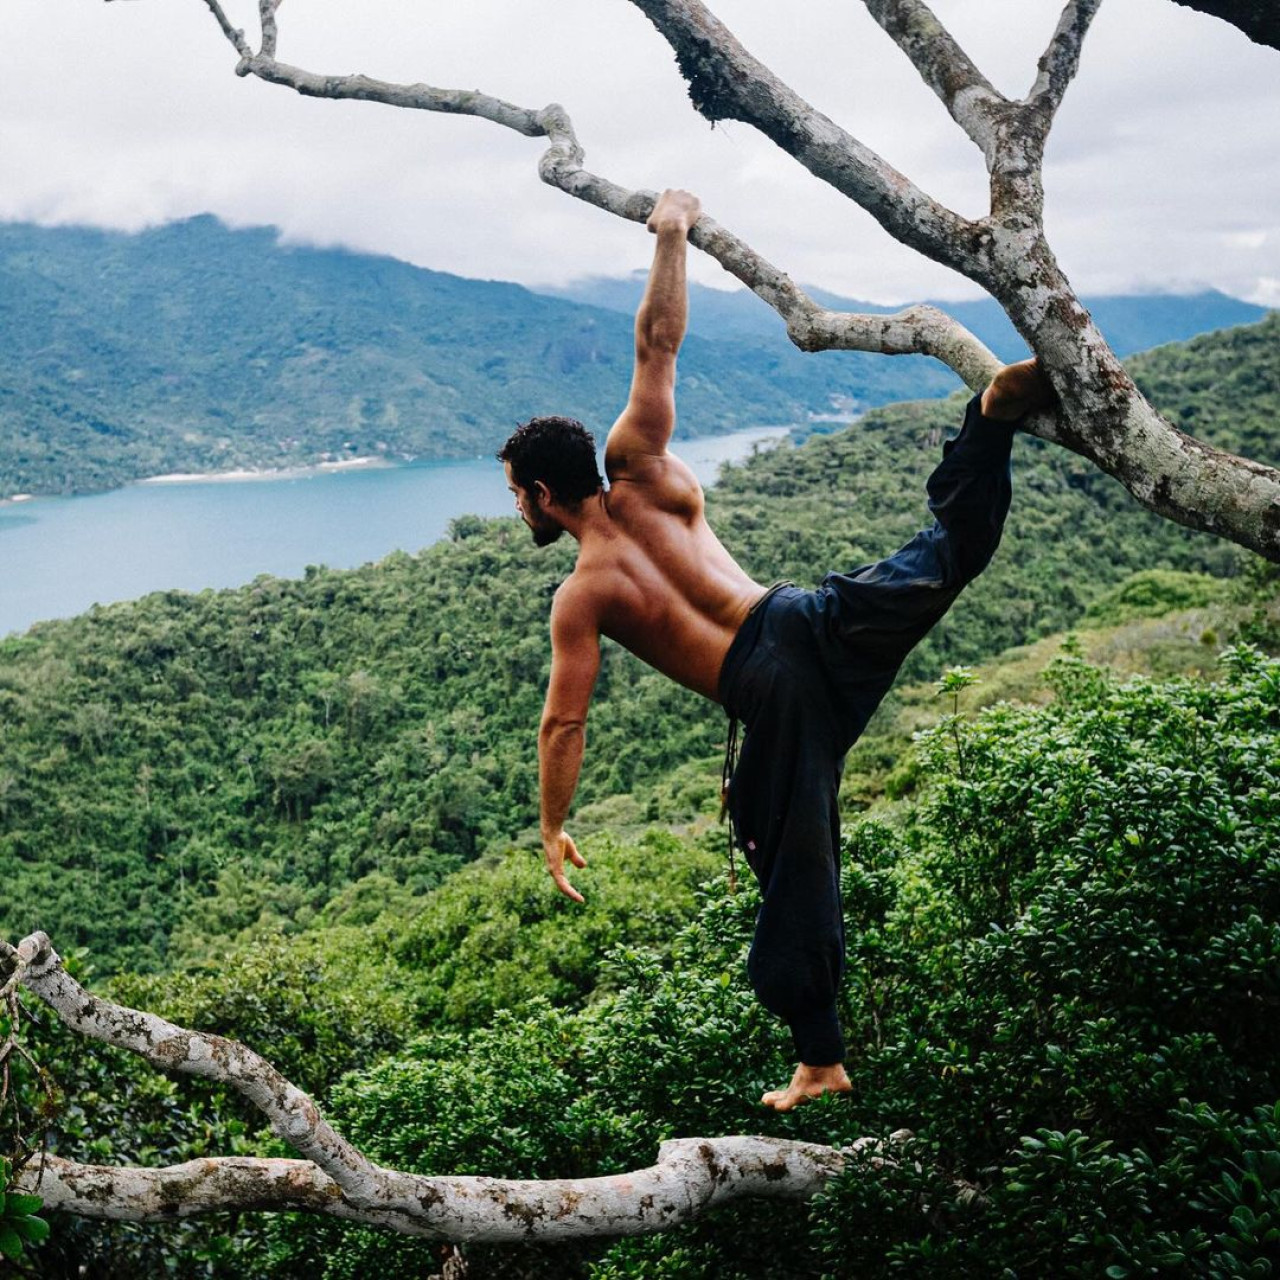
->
<box><xmin>543</xmin><ymin>828</ymin><xmax>587</xmax><ymax>903</ymax></box>
<box><xmin>647</xmin><ymin>188</ymin><xmax>701</xmax><ymax>236</ymax></box>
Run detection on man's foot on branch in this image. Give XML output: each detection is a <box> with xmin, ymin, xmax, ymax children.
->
<box><xmin>980</xmin><ymin>358</ymin><xmax>1055</xmax><ymax>422</ymax></box>
<box><xmin>761</xmin><ymin>1062</ymin><xmax>852</xmax><ymax>1112</ymax></box>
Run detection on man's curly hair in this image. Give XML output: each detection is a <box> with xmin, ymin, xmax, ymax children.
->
<box><xmin>497</xmin><ymin>416</ymin><xmax>603</xmax><ymax>505</ymax></box>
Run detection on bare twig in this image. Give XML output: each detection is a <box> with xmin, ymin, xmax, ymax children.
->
<box><xmin>199</xmin><ymin>0</ymin><xmax>252</xmax><ymax>60</ymax></box>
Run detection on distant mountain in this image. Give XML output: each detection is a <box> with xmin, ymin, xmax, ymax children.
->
<box><xmin>0</xmin><ymin>218</ymin><xmax>952</xmax><ymax>497</ymax></box>
<box><xmin>543</xmin><ymin>274</ymin><xmax>1267</xmax><ymax>361</ymax></box>
<box><xmin>2</xmin><ymin>217</ymin><xmax>1266</xmax><ymax>497</ymax></box>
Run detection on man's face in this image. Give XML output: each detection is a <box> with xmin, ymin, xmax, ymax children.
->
<box><xmin>505</xmin><ymin>462</ymin><xmax>563</xmax><ymax>547</ymax></box>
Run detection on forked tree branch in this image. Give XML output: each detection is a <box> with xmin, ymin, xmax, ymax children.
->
<box><xmin>861</xmin><ymin>0</ymin><xmax>1007</xmax><ymax>159</ymax></box>
<box><xmin>982</xmin><ymin>0</ymin><xmax>1100</xmax><ymax>221</ymax></box>
<box><xmin>6</xmin><ymin>932</ymin><xmax>875</xmax><ymax>1240</ymax></box>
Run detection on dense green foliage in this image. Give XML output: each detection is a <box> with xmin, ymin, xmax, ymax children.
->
<box><xmin>2</xmin><ymin>313</ymin><xmax>1274</xmax><ymax>970</ymax></box>
<box><xmin>251</xmin><ymin>649</ymin><xmax>1280</xmax><ymax>1276</ymax></box>
<box><xmin>8</xmin><ymin>646</ymin><xmax>1280</xmax><ymax>1275</ymax></box>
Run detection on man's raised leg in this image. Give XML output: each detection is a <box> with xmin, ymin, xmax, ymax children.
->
<box><xmin>754</xmin><ymin>361</ymin><xmax>1052</xmax><ymax>1112</ymax></box>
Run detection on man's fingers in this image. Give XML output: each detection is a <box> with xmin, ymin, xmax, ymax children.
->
<box><xmin>553</xmin><ymin>872</ymin><xmax>585</xmax><ymax>904</ymax></box>
<box><xmin>567</xmin><ymin>842</ymin><xmax>587</xmax><ymax>869</ymax></box>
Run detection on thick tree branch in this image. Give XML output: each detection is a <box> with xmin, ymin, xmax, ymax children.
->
<box><xmin>1168</xmin><ymin>0</ymin><xmax>1280</xmax><ymax>49</ymax></box>
<box><xmin>861</xmin><ymin>0</ymin><xmax>1007</xmax><ymax>159</ymax></box>
<box><xmin>625</xmin><ymin>0</ymin><xmax>987</xmax><ymax>282</ymax></box>
<box><xmin>9</xmin><ymin>932</ymin><xmax>872</xmax><ymax>1241</ymax></box>
<box><xmin>20</xmin><ymin>1141</ymin><xmax>855</xmax><ymax>1241</ymax></box>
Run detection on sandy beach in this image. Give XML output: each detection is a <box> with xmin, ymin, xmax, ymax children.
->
<box><xmin>139</xmin><ymin>456</ymin><xmax>394</xmax><ymax>485</ymax></box>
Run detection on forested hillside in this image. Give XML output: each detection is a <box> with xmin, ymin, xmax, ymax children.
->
<box><xmin>2</xmin><ymin>316</ymin><xmax>1276</xmax><ymax>972</ymax></box>
<box><xmin>1</xmin><ymin>217</ymin><xmax>1267</xmax><ymax>498</ymax></box>
<box><xmin>7</xmin><ymin>642</ymin><xmax>1280</xmax><ymax>1277</ymax></box>
<box><xmin>0</xmin><ymin>217</ymin><xmax>957</xmax><ymax>498</ymax></box>
<box><xmin>2</xmin><ymin>313</ymin><xmax>1279</xmax><ymax>1276</ymax></box>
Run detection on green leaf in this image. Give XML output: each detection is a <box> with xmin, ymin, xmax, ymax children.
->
<box><xmin>5</xmin><ymin>1195</ymin><xmax>42</xmax><ymax>1217</ymax></box>
<box><xmin>12</xmin><ymin>1214</ymin><xmax>50</xmax><ymax>1245</ymax></box>
<box><xmin>0</xmin><ymin>1224</ymin><xmax>24</xmax><ymax>1262</ymax></box>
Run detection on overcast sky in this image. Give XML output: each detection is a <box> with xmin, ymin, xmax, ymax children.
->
<box><xmin>3</xmin><ymin>0</ymin><xmax>1277</xmax><ymax>306</ymax></box>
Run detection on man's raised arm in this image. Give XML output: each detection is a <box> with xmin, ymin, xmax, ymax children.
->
<box><xmin>604</xmin><ymin>189</ymin><xmax>701</xmax><ymax>477</ymax></box>
<box><xmin>539</xmin><ymin>584</ymin><xmax>601</xmax><ymax>903</ymax></box>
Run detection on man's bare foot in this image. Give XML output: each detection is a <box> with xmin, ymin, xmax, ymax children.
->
<box><xmin>761</xmin><ymin>1062</ymin><xmax>853</xmax><ymax>1112</ymax></box>
<box><xmin>980</xmin><ymin>358</ymin><xmax>1055</xmax><ymax>422</ymax></box>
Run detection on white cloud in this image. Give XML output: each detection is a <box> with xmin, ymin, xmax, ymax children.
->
<box><xmin>1</xmin><ymin>0</ymin><xmax>1277</xmax><ymax>304</ymax></box>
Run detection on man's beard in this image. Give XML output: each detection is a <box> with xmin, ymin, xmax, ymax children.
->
<box><xmin>527</xmin><ymin>511</ymin><xmax>563</xmax><ymax>547</ymax></box>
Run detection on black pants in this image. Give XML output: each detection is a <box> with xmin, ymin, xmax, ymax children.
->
<box><xmin>717</xmin><ymin>397</ymin><xmax>1015</xmax><ymax>1065</ymax></box>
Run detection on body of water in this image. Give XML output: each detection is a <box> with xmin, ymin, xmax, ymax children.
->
<box><xmin>0</xmin><ymin>427</ymin><xmax>789</xmax><ymax>637</ymax></box>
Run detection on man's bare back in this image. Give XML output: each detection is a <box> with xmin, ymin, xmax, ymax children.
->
<box><xmin>498</xmin><ymin>188</ymin><xmax>1050</xmax><ymax>1111</ymax></box>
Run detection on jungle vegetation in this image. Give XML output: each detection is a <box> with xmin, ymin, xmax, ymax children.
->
<box><xmin>1</xmin><ymin>312</ymin><xmax>1279</xmax><ymax>1275</ymax></box>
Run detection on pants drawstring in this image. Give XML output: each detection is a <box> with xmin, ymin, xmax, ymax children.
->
<box><xmin>720</xmin><ymin>713</ymin><xmax>740</xmax><ymax>893</ymax></box>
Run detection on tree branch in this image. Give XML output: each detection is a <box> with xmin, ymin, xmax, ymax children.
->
<box><xmin>257</xmin><ymin>0</ymin><xmax>282</xmax><ymax>61</ymax></box>
<box><xmin>861</xmin><ymin>0</ymin><xmax>1007</xmax><ymax>160</ymax></box>
<box><xmin>9</xmin><ymin>932</ymin><xmax>871</xmax><ymax>1241</ymax></box>
<box><xmin>222</xmin><ymin>39</ymin><xmax>996</xmax><ymax>386</ymax></box>
<box><xmin>237</xmin><ymin>57</ymin><xmax>545</xmax><ymax>136</ymax></box>
<box><xmin>197</xmin><ymin>0</ymin><xmax>251</xmax><ymax>61</ymax></box>
<box><xmin>1025</xmin><ymin>0</ymin><xmax>1104</xmax><ymax>118</ymax></box>
<box><xmin>625</xmin><ymin>0</ymin><xmax>988</xmax><ymax>282</ymax></box>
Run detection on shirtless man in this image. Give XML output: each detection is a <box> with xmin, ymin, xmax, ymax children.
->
<box><xmin>498</xmin><ymin>189</ymin><xmax>1052</xmax><ymax>1111</ymax></box>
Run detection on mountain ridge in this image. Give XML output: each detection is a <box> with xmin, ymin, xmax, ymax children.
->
<box><xmin>1</xmin><ymin>215</ymin><xmax>1267</xmax><ymax>496</ymax></box>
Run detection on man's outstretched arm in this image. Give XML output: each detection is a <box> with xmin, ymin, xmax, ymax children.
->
<box><xmin>604</xmin><ymin>189</ymin><xmax>701</xmax><ymax>479</ymax></box>
<box><xmin>539</xmin><ymin>586</ymin><xmax>601</xmax><ymax>903</ymax></box>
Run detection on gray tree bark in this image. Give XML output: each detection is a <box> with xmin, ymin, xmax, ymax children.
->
<box><xmin>2</xmin><ymin>932</ymin><xmax>882</xmax><ymax>1239</ymax></box>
